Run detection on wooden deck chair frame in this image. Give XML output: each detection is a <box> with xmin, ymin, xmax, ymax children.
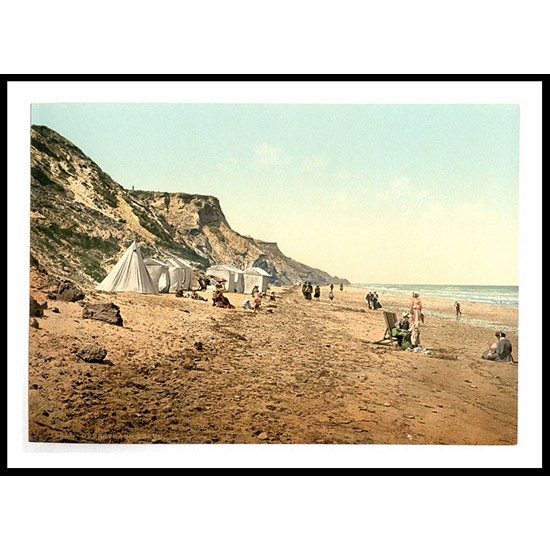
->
<box><xmin>375</xmin><ymin>311</ymin><xmax>399</xmax><ymax>345</ymax></box>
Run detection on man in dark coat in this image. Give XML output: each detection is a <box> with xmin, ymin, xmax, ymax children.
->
<box><xmin>482</xmin><ymin>332</ymin><xmax>514</xmax><ymax>362</ymax></box>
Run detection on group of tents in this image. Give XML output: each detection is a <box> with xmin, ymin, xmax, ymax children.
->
<box><xmin>95</xmin><ymin>241</ymin><xmax>270</xmax><ymax>295</ymax></box>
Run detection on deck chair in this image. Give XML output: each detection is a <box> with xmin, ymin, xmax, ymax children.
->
<box><xmin>375</xmin><ymin>311</ymin><xmax>399</xmax><ymax>345</ymax></box>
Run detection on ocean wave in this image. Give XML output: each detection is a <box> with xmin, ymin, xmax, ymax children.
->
<box><xmin>353</xmin><ymin>283</ymin><xmax>518</xmax><ymax>308</ymax></box>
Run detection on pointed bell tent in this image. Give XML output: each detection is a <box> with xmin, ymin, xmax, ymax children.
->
<box><xmin>96</xmin><ymin>240</ymin><xmax>158</xmax><ymax>294</ymax></box>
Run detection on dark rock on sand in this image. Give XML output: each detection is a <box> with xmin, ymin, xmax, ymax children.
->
<box><xmin>82</xmin><ymin>303</ymin><xmax>123</xmax><ymax>326</ymax></box>
<box><xmin>76</xmin><ymin>343</ymin><xmax>107</xmax><ymax>363</ymax></box>
<box><xmin>57</xmin><ymin>280</ymin><xmax>85</xmax><ymax>302</ymax></box>
<box><xmin>30</xmin><ymin>296</ymin><xmax>44</xmax><ymax>317</ymax></box>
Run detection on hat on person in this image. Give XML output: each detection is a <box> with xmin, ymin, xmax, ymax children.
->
<box><xmin>402</xmin><ymin>311</ymin><xmax>408</xmax><ymax>317</ymax></box>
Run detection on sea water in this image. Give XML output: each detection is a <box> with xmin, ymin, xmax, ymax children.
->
<box><xmin>353</xmin><ymin>283</ymin><xmax>518</xmax><ymax>308</ymax></box>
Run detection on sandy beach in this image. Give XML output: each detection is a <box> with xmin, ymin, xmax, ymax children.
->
<box><xmin>28</xmin><ymin>272</ymin><xmax>518</xmax><ymax>445</ymax></box>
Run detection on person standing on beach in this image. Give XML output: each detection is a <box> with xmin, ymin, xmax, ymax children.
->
<box><xmin>365</xmin><ymin>292</ymin><xmax>373</xmax><ymax>309</ymax></box>
<box><xmin>340</xmin><ymin>283</ymin><xmax>344</xmax><ymax>292</ymax></box>
<box><xmin>253</xmin><ymin>290</ymin><xmax>262</xmax><ymax>313</ymax></box>
<box><xmin>330</xmin><ymin>283</ymin><xmax>334</xmax><ymax>292</ymax></box>
<box><xmin>455</xmin><ymin>301</ymin><xmax>462</xmax><ymax>319</ymax></box>
<box><xmin>410</xmin><ymin>292</ymin><xmax>424</xmax><ymax>324</ymax></box>
<box><xmin>314</xmin><ymin>285</ymin><xmax>321</xmax><ymax>300</ymax></box>
<box><xmin>329</xmin><ymin>289</ymin><xmax>334</xmax><ymax>305</ymax></box>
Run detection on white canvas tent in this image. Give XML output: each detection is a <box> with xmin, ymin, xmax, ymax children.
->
<box><xmin>206</xmin><ymin>264</ymin><xmax>244</xmax><ymax>293</ymax></box>
<box><xmin>96</xmin><ymin>240</ymin><xmax>158</xmax><ymax>294</ymax></box>
<box><xmin>143</xmin><ymin>258</ymin><xmax>171</xmax><ymax>293</ymax></box>
<box><xmin>163</xmin><ymin>257</ymin><xmax>193</xmax><ymax>292</ymax></box>
<box><xmin>243</xmin><ymin>267</ymin><xmax>270</xmax><ymax>294</ymax></box>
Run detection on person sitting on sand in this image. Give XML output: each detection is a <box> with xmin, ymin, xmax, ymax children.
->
<box><xmin>242</xmin><ymin>298</ymin><xmax>253</xmax><ymax>310</ymax></box>
<box><xmin>219</xmin><ymin>294</ymin><xmax>235</xmax><ymax>309</ymax></box>
<box><xmin>481</xmin><ymin>332</ymin><xmax>514</xmax><ymax>362</ymax></box>
<box><xmin>212</xmin><ymin>288</ymin><xmax>234</xmax><ymax>308</ymax></box>
<box><xmin>191</xmin><ymin>290</ymin><xmax>208</xmax><ymax>302</ymax></box>
<box><xmin>270</xmin><ymin>292</ymin><xmax>276</xmax><ymax>301</ymax></box>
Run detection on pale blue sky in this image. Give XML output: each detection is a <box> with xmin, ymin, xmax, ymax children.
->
<box><xmin>31</xmin><ymin>103</ymin><xmax>519</xmax><ymax>285</ymax></box>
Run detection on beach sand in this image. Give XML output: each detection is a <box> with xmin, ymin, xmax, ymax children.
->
<box><xmin>28</xmin><ymin>271</ymin><xmax>518</xmax><ymax>445</ymax></box>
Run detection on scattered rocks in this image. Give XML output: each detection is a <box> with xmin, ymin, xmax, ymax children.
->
<box><xmin>57</xmin><ymin>280</ymin><xmax>85</xmax><ymax>302</ymax></box>
<box><xmin>30</xmin><ymin>296</ymin><xmax>44</xmax><ymax>317</ymax></box>
<box><xmin>257</xmin><ymin>432</ymin><xmax>268</xmax><ymax>440</ymax></box>
<box><xmin>82</xmin><ymin>302</ymin><xmax>123</xmax><ymax>326</ymax></box>
<box><xmin>76</xmin><ymin>343</ymin><xmax>107</xmax><ymax>363</ymax></box>
<box><xmin>194</xmin><ymin>341</ymin><xmax>203</xmax><ymax>351</ymax></box>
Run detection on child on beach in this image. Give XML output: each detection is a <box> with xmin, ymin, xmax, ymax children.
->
<box><xmin>253</xmin><ymin>291</ymin><xmax>262</xmax><ymax>313</ymax></box>
<box><xmin>329</xmin><ymin>290</ymin><xmax>334</xmax><ymax>304</ymax></box>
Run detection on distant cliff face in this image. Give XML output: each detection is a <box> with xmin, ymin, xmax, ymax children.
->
<box><xmin>30</xmin><ymin>125</ymin><xmax>349</xmax><ymax>288</ymax></box>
